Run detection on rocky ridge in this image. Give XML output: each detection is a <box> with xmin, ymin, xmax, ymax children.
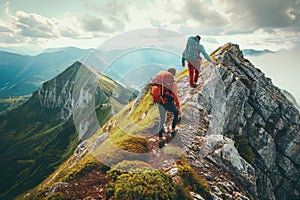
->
<box><xmin>181</xmin><ymin>43</ymin><xmax>299</xmax><ymax>199</ymax></box>
<box><xmin>135</xmin><ymin>43</ymin><xmax>300</xmax><ymax>199</ymax></box>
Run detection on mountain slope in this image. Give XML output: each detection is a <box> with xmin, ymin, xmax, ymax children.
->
<box><xmin>0</xmin><ymin>61</ymin><xmax>133</xmax><ymax>200</ymax></box>
<box><xmin>0</xmin><ymin>47</ymin><xmax>91</xmax><ymax>98</ymax></box>
<box><xmin>23</xmin><ymin>43</ymin><xmax>299</xmax><ymax>200</ymax></box>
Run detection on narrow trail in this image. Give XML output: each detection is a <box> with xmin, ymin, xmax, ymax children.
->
<box><xmin>142</xmin><ymin>64</ymin><xmax>252</xmax><ymax>200</ymax></box>
<box><xmin>144</xmin><ymin>65</ymin><xmax>213</xmax><ymax>170</ymax></box>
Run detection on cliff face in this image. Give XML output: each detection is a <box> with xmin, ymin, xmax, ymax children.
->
<box><xmin>195</xmin><ymin>43</ymin><xmax>299</xmax><ymax>199</ymax></box>
<box><xmin>37</xmin><ymin>61</ymin><xmax>133</xmax><ymax>139</ymax></box>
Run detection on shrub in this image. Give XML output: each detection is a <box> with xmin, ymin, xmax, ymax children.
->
<box><xmin>106</xmin><ymin>160</ymin><xmax>190</xmax><ymax>200</ymax></box>
<box><xmin>177</xmin><ymin>160</ymin><xmax>212</xmax><ymax>200</ymax></box>
<box><xmin>234</xmin><ymin>135</ymin><xmax>255</xmax><ymax>164</ymax></box>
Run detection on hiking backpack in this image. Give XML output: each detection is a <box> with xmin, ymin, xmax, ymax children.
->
<box><xmin>184</xmin><ymin>36</ymin><xmax>201</xmax><ymax>64</ymax></box>
<box><xmin>151</xmin><ymin>71</ymin><xmax>174</xmax><ymax>104</ymax></box>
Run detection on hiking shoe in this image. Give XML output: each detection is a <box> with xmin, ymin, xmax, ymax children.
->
<box><xmin>158</xmin><ymin>140</ymin><xmax>166</xmax><ymax>148</ymax></box>
<box><xmin>171</xmin><ymin>129</ymin><xmax>177</xmax><ymax>137</ymax></box>
<box><xmin>192</xmin><ymin>83</ymin><xmax>198</xmax><ymax>88</ymax></box>
<box><xmin>177</xmin><ymin>117</ymin><xmax>182</xmax><ymax>124</ymax></box>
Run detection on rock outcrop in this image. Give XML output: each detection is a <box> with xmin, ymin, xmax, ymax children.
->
<box><xmin>37</xmin><ymin>61</ymin><xmax>132</xmax><ymax>139</ymax></box>
<box><xmin>38</xmin><ymin>61</ymin><xmax>100</xmax><ymax>121</ymax></box>
<box><xmin>190</xmin><ymin>43</ymin><xmax>300</xmax><ymax>199</ymax></box>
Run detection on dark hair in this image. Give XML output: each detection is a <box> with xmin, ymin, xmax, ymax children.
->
<box><xmin>196</xmin><ymin>35</ymin><xmax>201</xmax><ymax>40</ymax></box>
<box><xmin>167</xmin><ymin>67</ymin><xmax>176</xmax><ymax>76</ymax></box>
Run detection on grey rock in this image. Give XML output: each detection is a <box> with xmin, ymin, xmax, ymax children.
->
<box><xmin>197</xmin><ymin>43</ymin><xmax>300</xmax><ymax>199</ymax></box>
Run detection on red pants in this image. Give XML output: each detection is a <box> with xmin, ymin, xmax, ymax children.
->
<box><xmin>188</xmin><ymin>60</ymin><xmax>201</xmax><ymax>87</ymax></box>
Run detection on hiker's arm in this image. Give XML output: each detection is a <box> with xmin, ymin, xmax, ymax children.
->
<box><xmin>173</xmin><ymin>83</ymin><xmax>181</xmax><ymax>110</ymax></box>
<box><xmin>200</xmin><ymin>45</ymin><xmax>213</xmax><ymax>62</ymax></box>
<box><xmin>181</xmin><ymin>50</ymin><xmax>186</xmax><ymax>66</ymax></box>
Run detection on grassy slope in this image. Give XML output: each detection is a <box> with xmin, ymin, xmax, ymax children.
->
<box><xmin>24</xmin><ymin>68</ymin><xmax>192</xmax><ymax>198</ymax></box>
<box><xmin>0</xmin><ymin>68</ymin><xmax>133</xmax><ymax>200</ymax></box>
<box><xmin>0</xmin><ymin>92</ymin><xmax>78</xmax><ymax>200</ymax></box>
<box><xmin>0</xmin><ymin>95</ymin><xmax>31</xmax><ymax>114</ymax></box>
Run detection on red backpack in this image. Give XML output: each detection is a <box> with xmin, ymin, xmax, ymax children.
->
<box><xmin>151</xmin><ymin>71</ymin><xmax>174</xmax><ymax>104</ymax></box>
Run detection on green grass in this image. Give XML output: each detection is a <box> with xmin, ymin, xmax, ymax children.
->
<box><xmin>0</xmin><ymin>69</ymin><xmax>133</xmax><ymax>199</ymax></box>
<box><xmin>177</xmin><ymin>160</ymin><xmax>212</xmax><ymax>200</ymax></box>
<box><xmin>25</xmin><ymin>154</ymin><xmax>109</xmax><ymax>199</ymax></box>
<box><xmin>106</xmin><ymin>160</ymin><xmax>190</xmax><ymax>200</ymax></box>
<box><xmin>234</xmin><ymin>135</ymin><xmax>255</xmax><ymax>164</ymax></box>
<box><xmin>0</xmin><ymin>95</ymin><xmax>30</xmax><ymax>114</ymax></box>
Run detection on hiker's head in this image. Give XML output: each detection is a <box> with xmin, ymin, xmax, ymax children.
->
<box><xmin>196</xmin><ymin>35</ymin><xmax>201</xmax><ymax>41</ymax></box>
<box><xmin>167</xmin><ymin>67</ymin><xmax>176</xmax><ymax>76</ymax></box>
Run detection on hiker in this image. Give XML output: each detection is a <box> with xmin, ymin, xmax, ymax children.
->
<box><xmin>151</xmin><ymin>67</ymin><xmax>181</xmax><ymax>148</ymax></box>
<box><xmin>182</xmin><ymin>35</ymin><xmax>217</xmax><ymax>88</ymax></box>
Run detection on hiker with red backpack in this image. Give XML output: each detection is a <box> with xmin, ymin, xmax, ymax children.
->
<box><xmin>151</xmin><ymin>67</ymin><xmax>181</xmax><ymax>148</ymax></box>
<box><xmin>182</xmin><ymin>35</ymin><xmax>217</xmax><ymax>88</ymax></box>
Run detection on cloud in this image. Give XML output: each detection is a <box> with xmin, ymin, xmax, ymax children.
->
<box><xmin>79</xmin><ymin>15</ymin><xmax>106</xmax><ymax>32</ymax></box>
<box><xmin>0</xmin><ymin>0</ymin><xmax>299</xmax><ymax>52</ymax></box>
<box><xmin>182</xmin><ymin>0</ymin><xmax>227</xmax><ymax>27</ymax></box>
<box><xmin>15</xmin><ymin>10</ymin><xmax>58</xmax><ymax>38</ymax></box>
<box><xmin>0</xmin><ymin>33</ymin><xmax>20</xmax><ymax>43</ymax></box>
<box><xmin>0</xmin><ymin>20</ymin><xmax>13</xmax><ymax>33</ymax></box>
<box><xmin>83</xmin><ymin>0</ymin><xmax>129</xmax><ymax>31</ymax></box>
<box><xmin>129</xmin><ymin>0</ymin><xmax>227</xmax><ymax>35</ymax></box>
<box><xmin>78</xmin><ymin>14</ymin><xmax>124</xmax><ymax>33</ymax></box>
<box><xmin>0</xmin><ymin>2</ymin><xmax>125</xmax><ymax>46</ymax></box>
<box><xmin>212</xmin><ymin>0</ymin><xmax>300</xmax><ymax>32</ymax></box>
<box><xmin>250</xmin><ymin>44</ymin><xmax>300</xmax><ymax>104</ymax></box>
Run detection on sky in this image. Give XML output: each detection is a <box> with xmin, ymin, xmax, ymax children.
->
<box><xmin>0</xmin><ymin>0</ymin><xmax>299</xmax><ymax>103</ymax></box>
<box><xmin>0</xmin><ymin>0</ymin><xmax>300</xmax><ymax>54</ymax></box>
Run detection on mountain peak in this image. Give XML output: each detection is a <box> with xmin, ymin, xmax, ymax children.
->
<box><xmin>37</xmin><ymin>60</ymin><xmax>116</xmax><ymax>121</ymax></box>
<box><xmin>0</xmin><ymin>60</ymin><xmax>133</xmax><ymax>199</ymax></box>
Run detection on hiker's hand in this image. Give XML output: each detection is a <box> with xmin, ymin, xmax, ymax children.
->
<box><xmin>182</xmin><ymin>62</ymin><xmax>185</xmax><ymax>67</ymax></box>
<box><xmin>179</xmin><ymin>109</ymin><xmax>182</xmax><ymax>116</ymax></box>
<box><xmin>211</xmin><ymin>60</ymin><xmax>217</xmax><ymax>65</ymax></box>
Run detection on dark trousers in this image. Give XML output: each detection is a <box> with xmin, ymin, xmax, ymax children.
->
<box><xmin>188</xmin><ymin>61</ymin><xmax>200</xmax><ymax>87</ymax></box>
<box><xmin>157</xmin><ymin>103</ymin><xmax>179</xmax><ymax>137</ymax></box>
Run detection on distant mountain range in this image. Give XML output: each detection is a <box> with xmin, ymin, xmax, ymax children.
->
<box><xmin>0</xmin><ymin>46</ymin><xmax>273</xmax><ymax>100</ymax></box>
<box><xmin>0</xmin><ymin>47</ymin><xmax>92</xmax><ymax>98</ymax></box>
<box><xmin>0</xmin><ymin>46</ymin><xmax>183</xmax><ymax>99</ymax></box>
<box><xmin>242</xmin><ymin>48</ymin><xmax>273</xmax><ymax>56</ymax></box>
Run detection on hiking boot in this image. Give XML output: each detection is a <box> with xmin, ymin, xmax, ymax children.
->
<box><xmin>171</xmin><ymin>129</ymin><xmax>177</xmax><ymax>137</ymax></box>
<box><xmin>192</xmin><ymin>83</ymin><xmax>198</xmax><ymax>88</ymax></box>
<box><xmin>158</xmin><ymin>140</ymin><xmax>166</xmax><ymax>148</ymax></box>
<box><xmin>177</xmin><ymin>116</ymin><xmax>182</xmax><ymax>124</ymax></box>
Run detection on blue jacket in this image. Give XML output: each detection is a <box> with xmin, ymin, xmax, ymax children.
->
<box><xmin>182</xmin><ymin>36</ymin><xmax>212</xmax><ymax>64</ymax></box>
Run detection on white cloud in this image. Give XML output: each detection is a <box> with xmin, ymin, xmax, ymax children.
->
<box><xmin>181</xmin><ymin>0</ymin><xmax>227</xmax><ymax>27</ymax></box>
<box><xmin>78</xmin><ymin>14</ymin><xmax>122</xmax><ymax>33</ymax></box>
<box><xmin>0</xmin><ymin>3</ymin><xmax>123</xmax><ymax>47</ymax></box>
<box><xmin>0</xmin><ymin>0</ymin><xmax>300</xmax><ymax>54</ymax></box>
<box><xmin>15</xmin><ymin>10</ymin><xmax>58</xmax><ymax>38</ymax></box>
<box><xmin>250</xmin><ymin>44</ymin><xmax>300</xmax><ymax>104</ymax></box>
<box><xmin>0</xmin><ymin>20</ymin><xmax>13</xmax><ymax>32</ymax></box>
<box><xmin>126</xmin><ymin>0</ymin><xmax>226</xmax><ymax>35</ymax></box>
<box><xmin>83</xmin><ymin>0</ymin><xmax>129</xmax><ymax>31</ymax></box>
<box><xmin>212</xmin><ymin>0</ymin><xmax>300</xmax><ymax>32</ymax></box>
